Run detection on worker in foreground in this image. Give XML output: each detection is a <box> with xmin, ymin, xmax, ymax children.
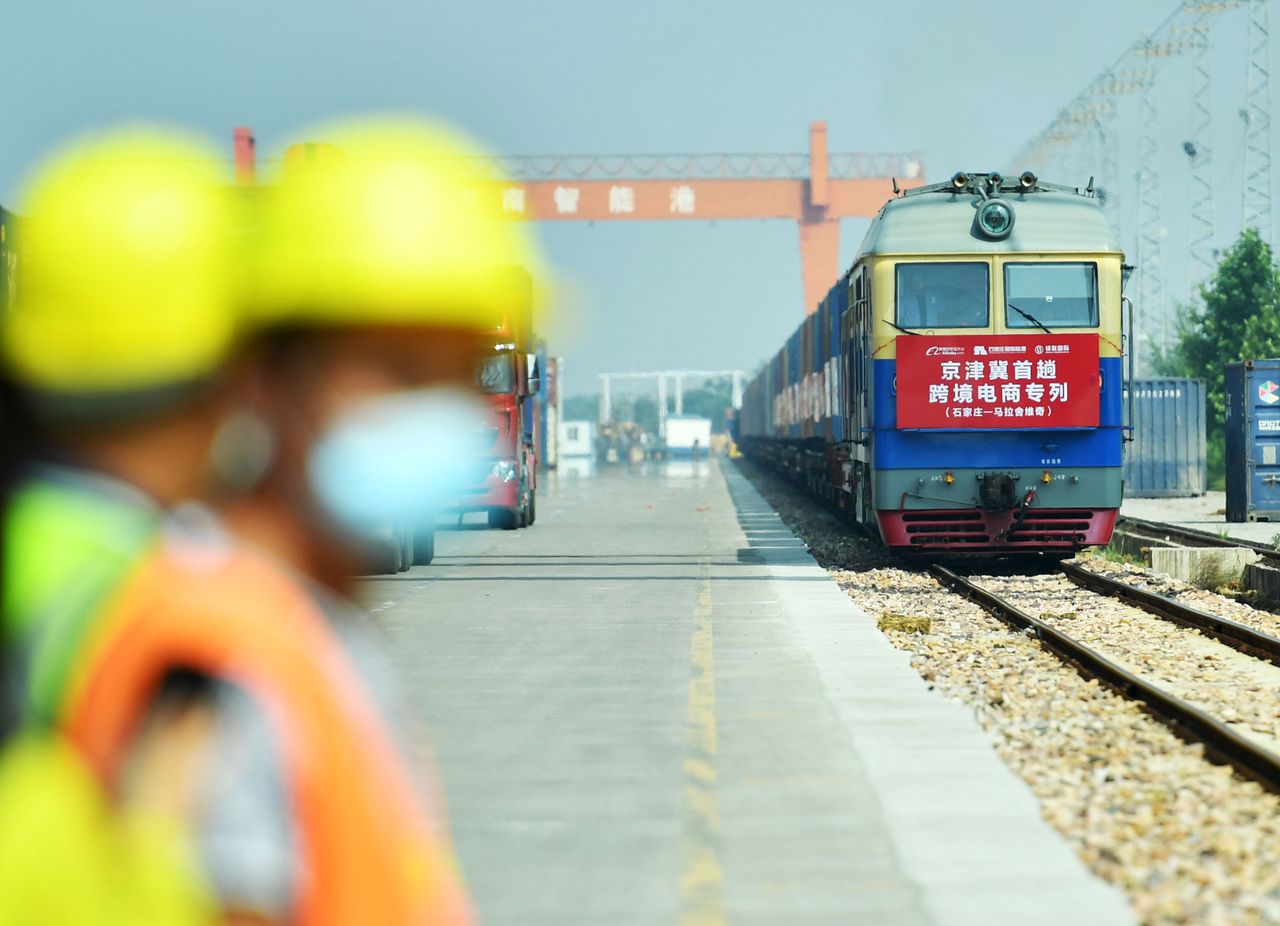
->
<box><xmin>17</xmin><ymin>118</ymin><xmax>542</xmax><ymax>924</ymax></box>
<box><xmin>0</xmin><ymin>130</ymin><xmax>240</xmax><ymax>922</ymax></box>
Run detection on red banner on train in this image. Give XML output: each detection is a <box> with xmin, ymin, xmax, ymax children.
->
<box><xmin>896</xmin><ymin>333</ymin><xmax>1100</xmax><ymax>429</ymax></box>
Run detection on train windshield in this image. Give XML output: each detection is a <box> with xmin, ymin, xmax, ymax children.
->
<box><xmin>476</xmin><ymin>353</ymin><xmax>516</xmax><ymax>393</ymax></box>
<box><xmin>1004</xmin><ymin>262</ymin><xmax>1098</xmax><ymax>328</ymax></box>
<box><xmin>895</xmin><ymin>262</ymin><xmax>989</xmax><ymax>328</ymax></box>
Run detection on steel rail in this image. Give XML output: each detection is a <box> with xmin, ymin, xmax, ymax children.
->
<box><xmin>1060</xmin><ymin>561</ymin><xmax>1280</xmax><ymax>665</ymax></box>
<box><xmin>930</xmin><ymin>565</ymin><xmax>1280</xmax><ymax>793</ymax></box>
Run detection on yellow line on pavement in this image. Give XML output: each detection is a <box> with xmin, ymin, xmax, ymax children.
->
<box><xmin>680</xmin><ymin>550</ymin><xmax>726</xmax><ymax>926</ymax></box>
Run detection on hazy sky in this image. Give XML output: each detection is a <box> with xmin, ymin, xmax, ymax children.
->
<box><xmin>0</xmin><ymin>1</ymin><xmax>1239</xmax><ymax>397</ymax></box>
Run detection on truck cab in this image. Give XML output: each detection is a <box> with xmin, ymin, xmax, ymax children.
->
<box><xmin>458</xmin><ymin>348</ymin><xmax>539</xmax><ymax>528</ymax></box>
<box><xmin>451</xmin><ymin>268</ymin><xmax>541</xmax><ymax>529</ymax></box>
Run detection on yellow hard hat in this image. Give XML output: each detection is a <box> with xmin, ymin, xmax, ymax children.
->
<box><xmin>3</xmin><ymin>128</ymin><xmax>238</xmax><ymax>415</ymax></box>
<box><xmin>254</xmin><ymin>117</ymin><xmax>546</xmax><ymax>332</ymax></box>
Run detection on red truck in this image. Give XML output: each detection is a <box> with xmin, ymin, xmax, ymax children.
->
<box><xmin>452</xmin><ymin>269</ymin><xmax>540</xmax><ymax>529</ymax></box>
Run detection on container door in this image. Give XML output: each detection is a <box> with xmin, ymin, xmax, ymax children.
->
<box><xmin>1246</xmin><ymin>366</ymin><xmax>1280</xmax><ymax>516</ymax></box>
<box><xmin>1226</xmin><ymin>364</ymin><xmax>1246</xmax><ymax>520</ymax></box>
<box><xmin>816</xmin><ymin>298</ymin><xmax>830</xmax><ymax>440</ymax></box>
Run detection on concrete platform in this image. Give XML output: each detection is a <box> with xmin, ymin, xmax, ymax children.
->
<box><xmin>360</xmin><ymin>459</ymin><xmax>1134</xmax><ymax>926</ymax></box>
<box><xmin>1124</xmin><ymin>491</ymin><xmax>1280</xmax><ymax>545</ymax></box>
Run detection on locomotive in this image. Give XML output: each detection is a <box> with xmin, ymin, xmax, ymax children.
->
<box><xmin>738</xmin><ymin>171</ymin><xmax>1130</xmax><ymax>553</ymax></box>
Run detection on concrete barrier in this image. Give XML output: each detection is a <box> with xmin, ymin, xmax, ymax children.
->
<box><xmin>1243</xmin><ymin>560</ymin><xmax>1280</xmax><ymax>601</ymax></box>
<box><xmin>1148</xmin><ymin>546</ymin><xmax>1259</xmax><ymax>586</ymax></box>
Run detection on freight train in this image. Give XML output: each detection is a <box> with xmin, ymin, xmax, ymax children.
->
<box><xmin>738</xmin><ymin>171</ymin><xmax>1130</xmax><ymax>553</ymax></box>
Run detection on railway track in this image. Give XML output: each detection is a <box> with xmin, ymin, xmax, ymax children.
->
<box><xmin>1117</xmin><ymin>515</ymin><xmax>1280</xmax><ymax>566</ymax></box>
<box><xmin>932</xmin><ymin>562</ymin><xmax>1280</xmax><ymax>794</ymax></box>
<box><xmin>1059</xmin><ymin>561</ymin><xmax>1280</xmax><ymax>665</ymax></box>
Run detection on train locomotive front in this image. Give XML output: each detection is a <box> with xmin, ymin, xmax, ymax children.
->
<box><xmin>740</xmin><ymin>172</ymin><xmax>1128</xmax><ymax>554</ymax></box>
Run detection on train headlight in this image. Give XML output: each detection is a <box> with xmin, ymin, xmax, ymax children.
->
<box><xmin>976</xmin><ymin>199</ymin><xmax>1015</xmax><ymax>240</ymax></box>
<box><xmin>943</xmin><ymin>471</ymin><xmax>955</xmax><ymax>485</ymax></box>
<box><xmin>1041</xmin><ymin>470</ymin><xmax>1053</xmax><ymax>484</ymax></box>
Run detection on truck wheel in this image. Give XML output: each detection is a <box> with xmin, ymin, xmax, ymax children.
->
<box><xmin>397</xmin><ymin>528</ymin><xmax>413</xmax><ymax>572</ymax></box>
<box><xmin>412</xmin><ymin>528</ymin><xmax>435</xmax><ymax>565</ymax></box>
<box><xmin>526</xmin><ymin>490</ymin><xmax>536</xmax><ymax>525</ymax></box>
<box><xmin>488</xmin><ymin>508</ymin><xmax>518</xmax><ymax>530</ymax></box>
<box><xmin>364</xmin><ymin>536</ymin><xmax>401</xmax><ymax>576</ymax></box>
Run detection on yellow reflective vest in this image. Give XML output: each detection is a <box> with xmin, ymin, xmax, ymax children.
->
<box><xmin>0</xmin><ymin>733</ymin><xmax>215</xmax><ymax>925</ymax></box>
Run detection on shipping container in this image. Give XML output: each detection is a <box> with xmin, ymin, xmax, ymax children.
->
<box><xmin>739</xmin><ymin>379</ymin><xmax>755</xmax><ymax>437</ymax></box>
<box><xmin>666</xmin><ymin>415</ymin><xmax>713</xmax><ymax>457</ymax></box>
<box><xmin>829</xmin><ymin>280</ymin><xmax>848</xmax><ymax>442</ymax></box>
<box><xmin>541</xmin><ymin>356</ymin><xmax>560</xmax><ymax>470</ymax></box>
<box><xmin>814</xmin><ymin>299</ymin><xmax>830</xmax><ymax>441</ymax></box>
<box><xmin>1121</xmin><ymin>378</ymin><xmax>1207</xmax><ymax>498</ymax></box>
<box><xmin>557</xmin><ymin>419</ymin><xmax>595</xmax><ymax>458</ymax></box>
<box><xmin>786</xmin><ymin>329</ymin><xmax>802</xmax><ymax>440</ymax></box>
<box><xmin>769</xmin><ymin>350</ymin><xmax>780</xmax><ymax>439</ymax></box>
<box><xmin>1226</xmin><ymin>360</ymin><xmax>1280</xmax><ymax>521</ymax></box>
<box><xmin>800</xmin><ymin>314</ymin><xmax>815</xmax><ymax>439</ymax></box>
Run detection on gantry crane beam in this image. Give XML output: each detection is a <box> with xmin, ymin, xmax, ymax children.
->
<box><xmin>483</xmin><ymin>176</ymin><xmax>900</xmax><ymax>223</ymax></box>
<box><xmin>239</xmin><ymin>122</ymin><xmax>925</xmax><ymax>317</ymax></box>
<box><xmin>482</xmin><ymin>123</ymin><xmax>924</xmax><ymax>313</ymax></box>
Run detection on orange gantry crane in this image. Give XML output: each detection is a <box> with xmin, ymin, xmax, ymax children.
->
<box><xmin>234</xmin><ymin>122</ymin><xmax>924</xmax><ymax>314</ymax></box>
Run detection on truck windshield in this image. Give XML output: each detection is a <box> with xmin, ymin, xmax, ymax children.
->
<box><xmin>1004</xmin><ymin>262</ymin><xmax>1098</xmax><ymax>328</ymax></box>
<box><xmin>895</xmin><ymin>262</ymin><xmax>989</xmax><ymax>329</ymax></box>
<box><xmin>476</xmin><ymin>354</ymin><xmax>516</xmax><ymax>393</ymax></box>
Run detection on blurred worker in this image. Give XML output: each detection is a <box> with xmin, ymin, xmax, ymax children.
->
<box><xmin>27</xmin><ymin>118</ymin><xmax>543</xmax><ymax>925</ymax></box>
<box><xmin>1</xmin><ymin>129</ymin><xmax>241</xmax><ymax>654</ymax></box>
<box><xmin>0</xmin><ymin>129</ymin><xmax>238</xmax><ymax>924</ymax></box>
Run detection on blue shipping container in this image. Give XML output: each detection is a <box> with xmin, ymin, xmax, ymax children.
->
<box><xmin>786</xmin><ymin>329</ymin><xmax>802</xmax><ymax>439</ymax></box>
<box><xmin>830</xmin><ymin>281</ymin><xmax>847</xmax><ymax>442</ymax></box>
<box><xmin>1122</xmin><ymin>379</ymin><xmax>1207</xmax><ymax>498</ymax></box>
<box><xmin>1226</xmin><ymin>360</ymin><xmax>1280</xmax><ymax>521</ymax></box>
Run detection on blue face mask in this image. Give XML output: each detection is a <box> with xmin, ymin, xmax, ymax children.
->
<box><xmin>306</xmin><ymin>386</ymin><xmax>489</xmax><ymax>536</ymax></box>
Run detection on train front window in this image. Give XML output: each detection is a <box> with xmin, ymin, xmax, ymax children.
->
<box><xmin>895</xmin><ymin>262</ymin><xmax>989</xmax><ymax>329</ymax></box>
<box><xmin>476</xmin><ymin>354</ymin><xmax>515</xmax><ymax>394</ymax></box>
<box><xmin>1004</xmin><ymin>262</ymin><xmax>1098</xmax><ymax>329</ymax></box>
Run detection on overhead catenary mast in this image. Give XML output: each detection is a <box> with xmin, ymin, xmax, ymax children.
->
<box><xmin>1242</xmin><ymin>0</ymin><xmax>1273</xmax><ymax>242</ymax></box>
<box><xmin>1132</xmin><ymin>32</ymin><xmax>1199</xmax><ymax>358</ymax></box>
<box><xmin>1135</xmin><ymin>87</ymin><xmax>1166</xmax><ymax>357</ymax></box>
<box><xmin>1182</xmin><ymin>5</ymin><xmax>1239</xmax><ymax>300</ymax></box>
<box><xmin>1007</xmin><ymin>0</ymin><xmax>1249</xmax><ymax>367</ymax></box>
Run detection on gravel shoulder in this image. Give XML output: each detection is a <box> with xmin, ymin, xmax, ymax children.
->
<box><xmin>735</xmin><ymin>459</ymin><xmax>1280</xmax><ymax>926</ymax></box>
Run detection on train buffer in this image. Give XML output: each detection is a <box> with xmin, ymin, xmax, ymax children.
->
<box><xmin>359</xmin><ymin>460</ymin><xmax>1134</xmax><ymax>925</ymax></box>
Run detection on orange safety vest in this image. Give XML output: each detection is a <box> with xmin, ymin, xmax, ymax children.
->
<box><xmin>59</xmin><ymin>542</ymin><xmax>474</xmax><ymax>926</ymax></box>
